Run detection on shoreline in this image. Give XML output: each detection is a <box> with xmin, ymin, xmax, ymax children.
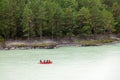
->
<box><xmin>0</xmin><ymin>38</ymin><xmax>120</xmax><ymax>50</ymax></box>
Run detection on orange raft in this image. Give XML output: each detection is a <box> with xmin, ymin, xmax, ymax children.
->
<box><xmin>39</xmin><ymin>60</ymin><xmax>53</xmax><ymax>64</ymax></box>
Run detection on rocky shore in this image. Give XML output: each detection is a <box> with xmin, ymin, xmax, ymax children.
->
<box><xmin>0</xmin><ymin>37</ymin><xmax>119</xmax><ymax>50</ymax></box>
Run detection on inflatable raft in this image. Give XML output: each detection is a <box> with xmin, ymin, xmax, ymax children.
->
<box><xmin>39</xmin><ymin>60</ymin><xmax>52</xmax><ymax>64</ymax></box>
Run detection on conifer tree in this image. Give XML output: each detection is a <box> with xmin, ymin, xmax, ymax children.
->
<box><xmin>22</xmin><ymin>4</ymin><xmax>34</xmax><ymax>40</ymax></box>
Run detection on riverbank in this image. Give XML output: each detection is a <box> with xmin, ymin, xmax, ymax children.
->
<box><xmin>0</xmin><ymin>37</ymin><xmax>120</xmax><ymax>50</ymax></box>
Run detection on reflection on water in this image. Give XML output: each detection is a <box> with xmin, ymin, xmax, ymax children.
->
<box><xmin>0</xmin><ymin>43</ymin><xmax>120</xmax><ymax>80</ymax></box>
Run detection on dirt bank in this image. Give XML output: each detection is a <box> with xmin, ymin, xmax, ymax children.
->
<box><xmin>0</xmin><ymin>34</ymin><xmax>120</xmax><ymax>50</ymax></box>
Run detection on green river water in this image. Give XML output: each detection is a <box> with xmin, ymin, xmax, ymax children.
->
<box><xmin>0</xmin><ymin>43</ymin><xmax>120</xmax><ymax>80</ymax></box>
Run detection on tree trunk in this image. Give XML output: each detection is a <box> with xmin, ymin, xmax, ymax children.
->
<box><xmin>40</xmin><ymin>20</ymin><xmax>43</xmax><ymax>40</ymax></box>
<box><xmin>28</xmin><ymin>22</ymin><xmax>30</xmax><ymax>41</ymax></box>
<box><xmin>51</xmin><ymin>22</ymin><xmax>54</xmax><ymax>40</ymax></box>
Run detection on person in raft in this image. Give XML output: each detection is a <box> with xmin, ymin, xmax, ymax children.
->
<box><xmin>48</xmin><ymin>60</ymin><xmax>52</xmax><ymax>64</ymax></box>
<box><xmin>40</xmin><ymin>60</ymin><xmax>42</xmax><ymax>63</ymax></box>
<box><xmin>40</xmin><ymin>60</ymin><xmax>52</xmax><ymax>64</ymax></box>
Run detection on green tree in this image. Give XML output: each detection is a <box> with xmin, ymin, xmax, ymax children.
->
<box><xmin>29</xmin><ymin>0</ymin><xmax>45</xmax><ymax>39</ymax></box>
<box><xmin>59</xmin><ymin>0</ymin><xmax>78</xmax><ymax>39</ymax></box>
<box><xmin>102</xmin><ymin>9</ymin><xmax>115</xmax><ymax>34</ymax></box>
<box><xmin>22</xmin><ymin>4</ymin><xmax>34</xmax><ymax>40</ymax></box>
<box><xmin>15</xmin><ymin>0</ymin><xmax>26</xmax><ymax>39</ymax></box>
<box><xmin>91</xmin><ymin>9</ymin><xmax>102</xmax><ymax>38</ymax></box>
<box><xmin>44</xmin><ymin>1</ymin><xmax>59</xmax><ymax>39</ymax></box>
<box><xmin>112</xmin><ymin>2</ymin><xmax>120</xmax><ymax>19</ymax></box>
<box><xmin>0</xmin><ymin>0</ymin><xmax>120</xmax><ymax>39</ymax></box>
<box><xmin>0</xmin><ymin>0</ymin><xmax>8</xmax><ymax>39</ymax></box>
<box><xmin>89</xmin><ymin>0</ymin><xmax>103</xmax><ymax>38</ymax></box>
<box><xmin>77</xmin><ymin>7</ymin><xmax>91</xmax><ymax>36</ymax></box>
<box><xmin>52</xmin><ymin>3</ymin><xmax>64</xmax><ymax>38</ymax></box>
<box><xmin>63</xmin><ymin>6</ymin><xmax>76</xmax><ymax>39</ymax></box>
<box><xmin>112</xmin><ymin>2</ymin><xmax>120</xmax><ymax>33</ymax></box>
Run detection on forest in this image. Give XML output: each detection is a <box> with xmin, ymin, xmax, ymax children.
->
<box><xmin>0</xmin><ymin>0</ymin><xmax>120</xmax><ymax>40</ymax></box>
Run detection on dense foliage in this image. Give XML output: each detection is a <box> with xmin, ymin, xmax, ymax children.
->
<box><xmin>0</xmin><ymin>0</ymin><xmax>120</xmax><ymax>40</ymax></box>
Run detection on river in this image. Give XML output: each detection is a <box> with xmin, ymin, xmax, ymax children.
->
<box><xmin>0</xmin><ymin>43</ymin><xmax>120</xmax><ymax>80</ymax></box>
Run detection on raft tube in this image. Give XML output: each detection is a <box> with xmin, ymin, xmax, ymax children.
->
<box><xmin>40</xmin><ymin>62</ymin><xmax>52</xmax><ymax>64</ymax></box>
<box><xmin>39</xmin><ymin>60</ymin><xmax>53</xmax><ymax>64</ymax></box>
